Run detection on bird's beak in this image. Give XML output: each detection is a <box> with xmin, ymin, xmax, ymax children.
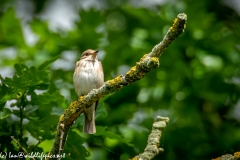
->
<box><xmin>92</xmin><ymin>50</ymin><xmax>98</xmax><ymax>58</ymax></box>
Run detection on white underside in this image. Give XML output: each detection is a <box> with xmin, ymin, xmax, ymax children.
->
<box><xmin>73</xmin><ymin>59</ymin><xmax>103</xmax><ymax>96</ymax></box>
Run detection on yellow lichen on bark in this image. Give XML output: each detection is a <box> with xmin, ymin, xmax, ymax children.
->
<box><xmin>140</xmin><ymin>54</ymin><xmax>149</xmax><ymax>61</ymax></box>
<box><xmin>59</xmin><ymin>115</ymin><xmax>65</xmax><ymax>122</ymax></box>
<box><xmin>234</xmin><ymin>152</ymin><xmax>240</xmax><ymax>159</ymax></box>
<box><xmin>151</xmin><ymin>57</ymin><xmax>159</xmax><ymax>65</ymax></box>
<box><xmin>173</xmin><ymin>17</ymin><xmax>178</xmax><ymax>25</ymax></box>
<box><xmin>69</xmin><ymin>101</ymin><xmax>80</xmax><ymax>113</ymax></box>
<box><xmin>114</xmin><ymin>75</ymin><xmax>123</xmax><ymax>83</ymax></box>
<box><xmin>127</xmin><ymin>66</ymin><xmax>137</xmax><ymax>75</ymax></box>
<box><xmin>108</xmin><ymin>75</ymin><xmax>123</xmax><ymax>86</ymax></box>
<box><xmin>78</xmin><ymin>95</ymin><xmax>85</xmax><ymax>101</ymax></box>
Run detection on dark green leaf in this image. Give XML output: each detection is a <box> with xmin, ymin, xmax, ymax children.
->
<box><xmin>32</xmin><ymin>91</ymin><xmax>67</xmax><ymax>107</ymax></box>
<box><xmin>64</xmin><ymin>129</ymin><xmax>89</xmax><ymax>160</ymax></box>
<box><xmin>38</xmin><ymin>55</ymin><xmax>60</xmax><ymax>70</ymax></box>
<box><xmin>14</xmin><ymin>63</ymin><xmax>28</xmax><ymax>76</ymax></box>
<box><xmin>0</xmin><ymin>84</ymin><xmax>18</xmax><ymax>106</ymax></box>
<box><xmin>95</xmin><ymin>103</ymin><xmax>107</xmax><ymax>119</ymax></box>
<box><xmin>0</xmin><ymin>131</ymin><xmax>11</xmax><ymax>136</ymax></box>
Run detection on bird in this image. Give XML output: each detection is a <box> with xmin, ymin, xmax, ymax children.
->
<box><xmin>73</xmin><ymin>49</ymin><xmax>104</xmax><ymax>134</ymax></box>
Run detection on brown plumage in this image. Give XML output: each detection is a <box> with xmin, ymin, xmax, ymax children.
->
<box><xmin>73</xmin><ymin>49</ymin><xmax>104</xmax><ymax>134</ymax></box>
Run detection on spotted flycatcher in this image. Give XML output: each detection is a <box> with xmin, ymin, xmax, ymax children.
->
<box><xmin>73</xmin><ymin>49</ymin><xmax>104</xmax><ymax>134</ymax></box>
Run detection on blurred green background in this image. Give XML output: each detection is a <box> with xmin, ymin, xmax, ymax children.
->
<box><xmin>0</xmin><ymin>0</ymin><xmax>240</xmax><ymax>160</ymax></box>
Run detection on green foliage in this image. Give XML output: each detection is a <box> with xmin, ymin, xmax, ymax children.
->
<box><xmin>38</xmin><ymin>55</ymin><xmax>60</xmax><ymax>70</ymax></box>
<box><xmin>95</xmin><ymin>126</ymin><xmax>133</xmax><ymax>147</ymax></box>
<box><xmin>0</xmin><ymin>0</ymin><xmax>240</xmax><ymax>160</ymax></box>
<box><xmin>64</xmin><ymin>130</ymin><xmax>90</xmax><ymax>160</ymax></box>
<box><xmin>0</xmin><ymin>61</ymin><xmax>67</xmax><ymax>155</ymax></box>
<box><xmin>0</xmin><ymin>8</ymin><xmax>25</xmax><ymax>48</ymax></box>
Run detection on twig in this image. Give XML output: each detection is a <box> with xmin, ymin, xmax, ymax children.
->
<box><xmin>130</xmin><ymin>116</ymin><xmax>169</xmax><ymax>160</ymax></box>
<box><xmin>10</xmin><ymin>136</ymin><xmax>36</xmax><ymax>160</ymax></box>
<box><xmin>48</xmin><ymin>13</ymin><xmax>187</xmax><ymax>159</ymax></box>
<box><xmin>58</xmin><ymin>123</ymin><xmax>65</xmax><ymax>160</ymax></box>
<box><xmin>19</xmin><ymin>106</ymin><xmax>23</xmax><ymax>141</ymax></box>
<box><xmin>149</xmin><ymin>13</ymin><xmax>187</xmax><ymax>58</ymax></box>
<box><xmin>19</xmin><ymin>93</ymin><xmax>25</xmax><ymax>143</ymax></box>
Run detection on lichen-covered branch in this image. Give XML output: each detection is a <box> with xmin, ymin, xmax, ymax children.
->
<box><xmin>212</xmin><ymin>152</ymin><xmax>240</xmax><ymax>160</ymax></box>
<box><xmin>149</xmin><ymin>13</ymin><xmax>187</xmax><ymax>58</ymax></box>
<box><xmin>130</xmin><ymin>116</ymin><xmax>169</xmax><ymax>160</ymax></box>
<box><xmin>48</xmin><ymin>13</ymin><xmax>187</xmax><ymax>159</ymax></box>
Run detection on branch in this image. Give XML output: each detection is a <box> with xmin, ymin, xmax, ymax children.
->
<box><xmin>212</xmin><ymin>152</ymin><xmax>240</xmax><ymax>160</ymax></box>
<box><xmin>48</xmin><ymin>13</ymin><xmax>187</xmax><ymax>159</ymax></box>
<box><xmin>11</xmin><ymin>136</ymin><xmax>36</xmax><ymax>160</ymax></box>
<box><xmin>130</xmin><ymin>116</ymin><xmax>169</xmax><ymax>160</ymax></box>
<box><xmin>58</xmin><ymin>124</ymin><xmax>65</xmax><ymax>160</ymax></box>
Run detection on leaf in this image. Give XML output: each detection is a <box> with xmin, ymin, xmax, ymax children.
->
<box><xmin>38</xmin><ymin>139</ymin><xmax>54</xmax><ymax>153</ymax></box>
<box><xmin>2</xmin><ymin>64</ymin><xmax>51</xmax><ymax>90</ymax></box>
<box><xmin>24</xmin><ymin>105</ymin><xmax>39</xmax><ymax>115</ymax></box>
<box><xmin>0</xmin><ymin>132</ymin><xmax>11</xmax><ymax>136</ymax></box>
<box><xmin>27</xmin><ymin>116</ymin><xmax>40</xmax><ymax>121</ymax></box>
<box><xmin>51</xmin><ymin>106</ymin><xmax>64</xmax><ymax>116</ymax></box>
<box><xmin>32</xmin><ymin>91</ymin><xmax>67</xmax><ymax>107</ymax></box>
<box><xmin>11</xmin><ymin>139</ymin><xmax>20</xmax><ymax>151</ymax></box>
<box><xmin>0</xmin><ymin>84</ymin><xmax>18</xmax><ymax>107</ymax></box>
<box><xmin>64</xmin><ymin>130</ymin><xmax>89</xmax><ymax>160</ymax></box>
<box><xmin>95</xmin><ymin>103</ymin><xmax>107</xmax><ymax>119</ymax></box>
<box><xmin>30</xmin><ymin>19</ymin><xmax>49</xmax><ymax>36</ymax></box>
<box><xmin>99</xmin><ymin>93</ymin><xmax>113</xmax><ymax>103</ymax></box>
<box><xmin>0</xmin><ymin>112</ymin><xmax>10</xmax><ymax>120</ymax></box>
<box><xmin>0</xmin><ymin>8</ymin><xmax>25</xmax><ymax>47</ymax></box>
<box><xmin>38</xmin><ymin>55</ymin><xmax>60</xmax><ymax>70</ymax></box>
<box><xmin>14</xmin><ymin>63</ymin><xmax>28</xmax><ymax>76</ymax></box>
<box><xmin>95</xmin><ymin>126</ymin><xmax>133</xmax><ymax>146</ymax></box>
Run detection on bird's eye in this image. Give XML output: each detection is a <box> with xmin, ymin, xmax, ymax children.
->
<box><xmin>85</xmin><ymin>53</ymin><xmax>89</xmax><ymax>56</ymax></box>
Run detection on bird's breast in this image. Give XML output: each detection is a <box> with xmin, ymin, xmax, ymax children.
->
<box><xmin>73</xmin><ymin>60</ymin><xmax>103</xmax><ymax>96</ymax></box>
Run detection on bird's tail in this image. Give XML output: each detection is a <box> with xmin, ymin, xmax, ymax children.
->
<box><xmin>83</xmin><ymin>103</ymin><xmax>96</xmax><ymax>134</ymax></box>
